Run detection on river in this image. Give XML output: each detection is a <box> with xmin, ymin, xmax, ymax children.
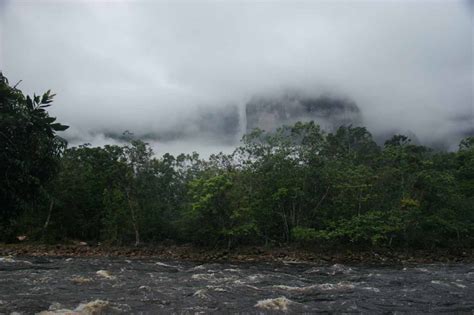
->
<box><xmin>0</xmin><ymin>256</ymin><xmax>473</xmax><ymax>314</ymax></box>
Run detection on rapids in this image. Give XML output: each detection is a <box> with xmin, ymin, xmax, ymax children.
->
<box><xmin>0</xmin><ymin>256</ymin><xmax>472</xmax><ymax>313</ymax></box>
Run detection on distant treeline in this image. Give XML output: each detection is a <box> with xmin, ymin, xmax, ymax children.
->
<box><xmin>1</xmin><ymin>74</ymin><xmax>473</xmax><ymax>249</ymax></box>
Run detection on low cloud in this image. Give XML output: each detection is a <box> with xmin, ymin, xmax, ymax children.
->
<box><xmin>1</xmin><ymin>0</ymin><xmax>472</xmax><ymax>154</ymax></box>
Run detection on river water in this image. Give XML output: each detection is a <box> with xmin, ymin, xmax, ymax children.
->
<box><xmin>0</xmin><ymin>256</ymin><xmax>473</xmax><ymax>314</ymax></box>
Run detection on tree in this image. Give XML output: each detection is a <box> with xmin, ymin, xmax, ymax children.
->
<box><xmin>0</xmin><ymin>73</ymin><xmax>68</xmax><ymax>240</ymax></box>
<box><xmin>186</xmin><ymin>173</ymin><xmax>235</xmax><ymax>246</ymax></box>
<box><xmin>49</xmin><ymin>145</ymin><xmax>126</xmax><ymax>242</ymax></box>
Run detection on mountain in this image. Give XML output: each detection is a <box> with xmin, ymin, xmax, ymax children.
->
<box><xmin>245</xmin><ymin>93</ymin><xmax>362</xmax><ymax>133</ymax></box>
<box><xmin>70</xmin><ymin>92</ymin><xmax>365</xmax><ymax>147</ymax></box>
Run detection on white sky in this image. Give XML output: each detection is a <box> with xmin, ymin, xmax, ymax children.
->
<box><xmin>1</xmin><ymin>0</ymin><xmax>472</xmax><ymax>154</ymax></box>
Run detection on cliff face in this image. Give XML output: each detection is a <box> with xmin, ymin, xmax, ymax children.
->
<box><xmin>95</xmin><ymin>93</ymin><xmax>363</xmax><ymax>145</ymax></box>
<box><xmin>245</xmin><ymin>94</ymin><xmax>362</xmax><ymax>133</ymax></box>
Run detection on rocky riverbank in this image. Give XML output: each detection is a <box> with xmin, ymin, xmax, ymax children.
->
<box><xmin>1</xmin><ymin>243</ymin><xmax>472</xmax><ymax>265</ymax></box>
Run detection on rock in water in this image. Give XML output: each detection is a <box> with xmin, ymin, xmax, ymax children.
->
<box><xmin>75</xmin><ymin>300</ymin><xmax>110</xmax><ymax>314</ymax></box>
<box><xmin>71</xmin><ymin>276</ymin><xmax>93</xmax><ymax>284</ymax></box>
<box><xmin>96</xmin><ymin>270</ymin><xmax>116</xmax><ymax>280</ymax></box>
<box><xmin>255</xmin><ymin>296</ymin><xmax>293</xmax><ymax>311</ymax></box>
<box><xmin>37</xmin><ymin>299</ymin><xmax>127</xmax><ymax>314</ymax></box>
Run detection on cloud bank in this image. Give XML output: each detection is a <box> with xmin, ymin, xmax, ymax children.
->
<box><xmin>1</xmin><ymin>0</ymin><xmax>472</xmax><ymax>154</ymax></box>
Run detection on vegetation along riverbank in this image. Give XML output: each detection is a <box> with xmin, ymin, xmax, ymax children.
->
<box><xmin>1</xmin><ymin>73</ymin><xmax>473</xmax><ymax>256</ymax></box>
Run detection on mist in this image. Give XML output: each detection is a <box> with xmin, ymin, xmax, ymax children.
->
<box><xmin>1</xmin><ymin>0</ymin><xmax>472</xmax><ymax>155</ymax></box>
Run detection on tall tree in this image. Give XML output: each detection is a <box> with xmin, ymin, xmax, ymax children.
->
<box><xmin>0</xmin><ymin>73</ymin><xmax>68</xmax><ymax>240</ymax></box>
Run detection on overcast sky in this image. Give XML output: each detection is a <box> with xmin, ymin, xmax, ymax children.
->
<box><xmin>1</xmin><ymin>0</ymin><xmax>472</xmax><ymax>154</ymax></box>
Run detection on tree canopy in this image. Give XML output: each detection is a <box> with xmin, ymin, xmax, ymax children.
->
<box><xmin>1</xmin><ymin>74</ymin><xmax>473</xmax><ymax>250</ymax></box>
<box><xmin>0</xmin><ymin>73</ymin><xmax>68</xmax><ymax>239</ymax></box>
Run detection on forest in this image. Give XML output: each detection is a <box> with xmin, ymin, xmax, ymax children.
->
<box><xmin>1</xmin><ymin>74</ymin><xmax>473</xmax><ymax>250</ymax></box>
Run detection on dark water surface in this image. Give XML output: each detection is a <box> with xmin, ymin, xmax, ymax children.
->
<box><xmin>0</xmin><ymin>256</ymin><xmax>473</xmax><ymax>314</ymax></box>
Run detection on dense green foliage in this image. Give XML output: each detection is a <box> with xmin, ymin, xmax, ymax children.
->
<box><xmin>11</xmin><ymin>124</ymin><xmax>474</xmax><ymax>249</ymax></box>
<box><xmin>0</xmin><ymin>74</ymin><xmax>68</xmax><ymax>240</ymax></box>
<box><xmin>1</xmin><ymin>75</ymin><xmax>473</xmax><ymax>249</ymax></box>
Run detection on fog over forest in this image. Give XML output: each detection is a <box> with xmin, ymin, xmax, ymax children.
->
<box><xmin>1</xmin><ymin>0</ymin><xmax>472</xmax><ymax>155</ymax></box>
